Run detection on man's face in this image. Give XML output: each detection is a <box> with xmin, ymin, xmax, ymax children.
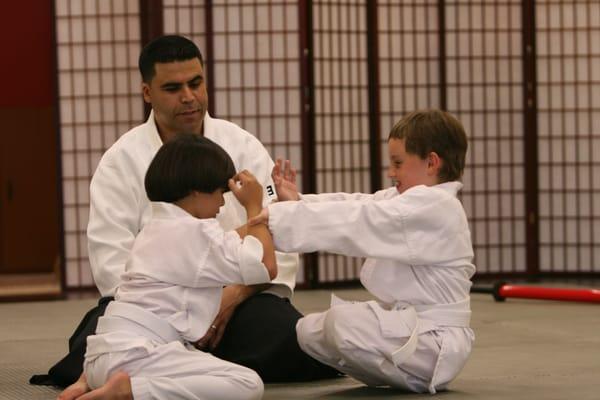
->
<box><xmin>142</xmin><ymin>58</ymin><xmax>208</xmax><ymax>141</ymax></box>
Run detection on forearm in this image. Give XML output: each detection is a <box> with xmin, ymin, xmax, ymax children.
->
<box><xmin>300</xmin><ymin>191</ymin><xmax>373</xmax><ymax>203</ymax></box>
<box><xmin>237</xmin><ymin>221</ymin><xmax>298</xmax><ymax>297</ymax></box>
<box><xmin>246</xmin><ymin>206</ymin><xmax>277</xmax><ymax>279</ymax></box>
<box><xmin>237</xmin><ymin>223</ymin><xmax>277</xmax><ymax>273</ymax></box>
<box><xmin>224</xmin><ymin>283</ymin><xmax>272</xmax><ymax>305</ymax></box>
<box><xmin>268</xmin><ymin>198</ymin><xmax>404</xmax><ymax>259</ymax></box>
<box><xmin>299</xmin><ymin>187</ymin><xmax>395</xmax><ymax>203</ymax></box>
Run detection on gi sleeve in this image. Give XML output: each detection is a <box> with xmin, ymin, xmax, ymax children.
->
<box><xmin>299</xmin><ymin>187</ymin><xmax>394</xmax><ymax>203</ymax></box>
<box><xmin>268</xmin><ymin>186</ymin><xmax>473</xmax><ymax>266</ymax></box>
<box><xmin>87</xmin><ymin>153</ymin><xmax>143</xmax><ymax>297</ymax></box>
<box><xmin>300</xmin><ymin>192</ymin><xmax>374</xmax><ymax>202</ymax></box>
<box><xmin>198</xmin><ymin>230</ymin><xmax>271</xmax><ymax>286</ymax></box>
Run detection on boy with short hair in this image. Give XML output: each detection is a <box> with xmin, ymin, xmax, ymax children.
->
<box><xmin>83</xmin><ymin>134</ymin><xmax>277</xmax><ymax>400</ymax></box>
<box><xmin>256</xmin><ymin>109</ymin><xmax>475</xmax><ymax>394</ymax></box>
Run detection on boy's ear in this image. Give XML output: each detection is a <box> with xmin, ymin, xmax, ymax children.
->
<box><xmin>427</xmin><ymin>151</ymin><xmax>442</xmax><ymax>176</ymax></box>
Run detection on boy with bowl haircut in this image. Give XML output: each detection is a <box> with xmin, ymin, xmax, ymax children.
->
<box><xmin>83</xmin><ymin>134</ymin><xmax>276</xmax><ymax>400</ymax></box>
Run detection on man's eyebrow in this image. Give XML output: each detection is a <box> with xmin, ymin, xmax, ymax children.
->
<box><xmin>160</xmin><ymin>74</ymin><xmax>202</xmax><ymax>89</ymax></box>
<box><xmin>160</xmin><ymin>81</ymin><xmax>183</xmax><ymax>89</ymax></box>
<box><xmin>187</xmin><ymin>75</ymin><xmax>203</xmax><ymax>83</ymax></box>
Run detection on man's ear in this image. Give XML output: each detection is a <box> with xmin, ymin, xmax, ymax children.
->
<box><xmin>427</xmin><ymin>151</ymin><xmax>442</xmax><ymax>176</ymax></box>
<box><xmin>142</xmin><ymin>83</ymin><xmax>152</xmax><ymax>104</ymax></box>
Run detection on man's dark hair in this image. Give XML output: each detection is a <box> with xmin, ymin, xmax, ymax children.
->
<box><xmin>145</xmin><ymin>134</ymin><xmax>236</xmax><ymax>203</ymax></box>
<box><xmin>138</xmin><ymin>35</ymin><xmax>204</xmax><ymax>83</ymax></box>
<box><xmin>388</xmin><ymin>109</ymin><xmax>468</xmax><ymax>182</ymax></box>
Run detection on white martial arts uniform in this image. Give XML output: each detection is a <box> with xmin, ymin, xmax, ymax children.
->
<box><xmin>85</xmin><ymin>202</ymin><xmax>271</xmax><ymax>400</ymax></box>
<box><xmin>267</xmin><ymin>182</ymin><xmax>475</xmax><ymax>394</ymax></box>
<box><xmin>87</xmin><ymin>111</ymin><xmax>297</xmax><ymax>299</ymax></box>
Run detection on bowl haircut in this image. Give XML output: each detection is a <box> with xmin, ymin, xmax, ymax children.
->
<box><xmin>145</xmin><ymin>134</ymin><xmax>236</xmax><ymax>203</ymax></box>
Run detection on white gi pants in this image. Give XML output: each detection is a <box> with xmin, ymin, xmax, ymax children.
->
<box><xmin>84</xmin><ymin>339</ymin><xmax>262</xmax><ymax>400</ymax></box>
<box><xmin>296</xmin><ymin>301</ymin><xmax>456</xmax><ymax>394</ymax></box>
<box><xmin>84</xmin><ymin>302</ymin><xmax>263</xmax><ymax>400</ymax></box>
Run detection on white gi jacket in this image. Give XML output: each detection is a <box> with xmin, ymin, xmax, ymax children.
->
<box><xmin>267</xmin><ymin>182</ymin><xmax>475</xmax><ymax>393</ymax></box>
<box><xmin>87</xmin><ymin>111</ymin><xmax>298</xmax><ymax>298</ymax></box>
<box><xmin>91</xmin><ymin>202</ymin><xmax>272</xmax><ymax>345</ymax></box>
<box><xmin>84</xmin><ymin>203</ymin><xmax>270</xmax><ymax>398</ymax></box>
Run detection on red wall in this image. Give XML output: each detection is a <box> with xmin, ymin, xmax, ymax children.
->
<box><xmin>0</xmin><ymin>2</ymin><xmax>55</xmax><ymax>107</ymax></box>
<box><xmin>0</xmin><ymin>2</ymin><xmax>60</xmax><ymax>274</ymax></box>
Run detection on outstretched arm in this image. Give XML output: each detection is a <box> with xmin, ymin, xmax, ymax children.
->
<box><xmin>272</xmin><ymin>158</ymin><xmax>388</xmax><ymax>203</ymax></box>
<box><xmin>267</xmin><ymin>187</ymin><xmax>472</xmax><ymax>265</ymax></box>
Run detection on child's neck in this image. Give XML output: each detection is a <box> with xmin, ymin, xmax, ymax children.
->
<box><xmin>174</xmin><ymin>196</ymin><xmax>200</xmax><ymax>218</ymax></box>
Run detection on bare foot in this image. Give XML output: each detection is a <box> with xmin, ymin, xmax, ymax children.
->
<box><xmin>76</xmin><ymin>371</ymin><xmax>133</xmax><ymax>400</ymax></box>
<box><xmin>57</xmin><ymin>373</ymin><xmax>90</xmax><ymax>400</ymax></box>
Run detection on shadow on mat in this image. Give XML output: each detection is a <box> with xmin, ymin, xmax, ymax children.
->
<box><xmin>317</xmin><ymin>386</ymin><xmax>463</xmax><ymax>398</ymax></box>
<box><xmin>317</xmin><ymin>386</ymin><xmax>414</xmax><ymax>398</ymax></box>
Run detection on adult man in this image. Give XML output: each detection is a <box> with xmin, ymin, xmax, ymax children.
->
<box><xmin>37</xmin><ymin>35</ymin><xmax>337</xmax><ymax>398</ymax></box>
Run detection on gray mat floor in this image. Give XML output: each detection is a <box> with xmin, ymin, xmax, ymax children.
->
<box><xmin>1</xmin><ymin>287</ymin><xmax>598</xmax><ymax>399</ymax></box>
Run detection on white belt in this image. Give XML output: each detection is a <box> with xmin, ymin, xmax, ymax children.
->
<box><xmin>389</xmin><ymin>306</ymin><xmax>420</xmax><ymax>366</ymax></box>
<box><xmin>330</xmin><ymin>294</ymin><xmax>471</xmax><ymax>368</ymax></box>
<box><xmin>389</xmin><ymin>298</ymin><xmax>470</xmax><ymax>367</ymax></box>
<box><xmin>98</xmin><ymin>302</ymin><xmax>182</xmax><ymax>345</ymax></box>
<box><xmin>413</xmin><ymin>297</ymin><xmax>471</xmax><ymax>328</ymax></box>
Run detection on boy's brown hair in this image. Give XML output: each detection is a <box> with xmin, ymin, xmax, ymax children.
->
<box><xmin>388</xmin><ymin>109</ymin><xmax>468</xmax><ymax>182</ymax></box>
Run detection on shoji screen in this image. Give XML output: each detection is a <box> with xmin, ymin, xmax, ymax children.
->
<box><xmin>163</xmin><ymin>1</ymin><xmax>305</xmax><ymax>282</ymax></box>
<box><xmin>312</xmin><ymin>1</ymin><xmax>370</xmax><ymax>284</ymax></box>
<box><xmin>163</xmin><ymin>1</ymin><xmax>208</xmax><ymax>70</ymax></box>
<box><xmin>164</xmin><ymin>1</ymin><xmax>303</xmax><ymax>174</ymax></box>
<box><xmin>57</xmin><ymin>1</ymin><xmax>600</xmax><ymax>290</ymax></box>
<box><xmin>445</xmin><ymin>1</ymin><xmax>527</xmax><ymax>274</ymax></box>
<box><xmin>55</xmin><ymin>0</ymin><xmax>143</xmax><ymax>289</ymax></box>
<box><xmin>536</xmin><ymin>1</ymin><xmax>600</xmax><ymax>273</ymax></box>
<box><xmin>377</xmin><ymin>1</ymin><xmax>441</xmax><ymax>182</ymax></box>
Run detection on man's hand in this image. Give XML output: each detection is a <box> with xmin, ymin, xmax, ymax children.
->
<box><xmin>194</xmin><ymin>286</ymin><xmax>240</xmax><ymax>351</ymax></box>
<box><xmin>272</xmin><ymin>159</ymin><xmax>300</xmax><ymax>201</ymax></box>
<box><xmin>194</xmin><ymin>284</ymin><xmax>267</xmax><ymax>351</ymax></box>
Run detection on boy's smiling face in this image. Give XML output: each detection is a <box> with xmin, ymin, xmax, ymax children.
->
<box><xmin>387</xmin><ymin>138</ymin><xmax>439</xmax><ymax>194</ymax></box>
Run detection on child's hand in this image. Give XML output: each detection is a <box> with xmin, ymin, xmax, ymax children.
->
<box><xmin>247</xmin><ymin>207</ymin><xmax>269</xmax><ymax>227</ymax></box>
<box><xmin>272</xmin><ymin>158</ymin><xmax>300</xmax><ymax>201</ymax></box>
<box><xmin>228</xmin><ymin>170</ymin><xmax>263</xmax><ymax>214</ymax></box>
